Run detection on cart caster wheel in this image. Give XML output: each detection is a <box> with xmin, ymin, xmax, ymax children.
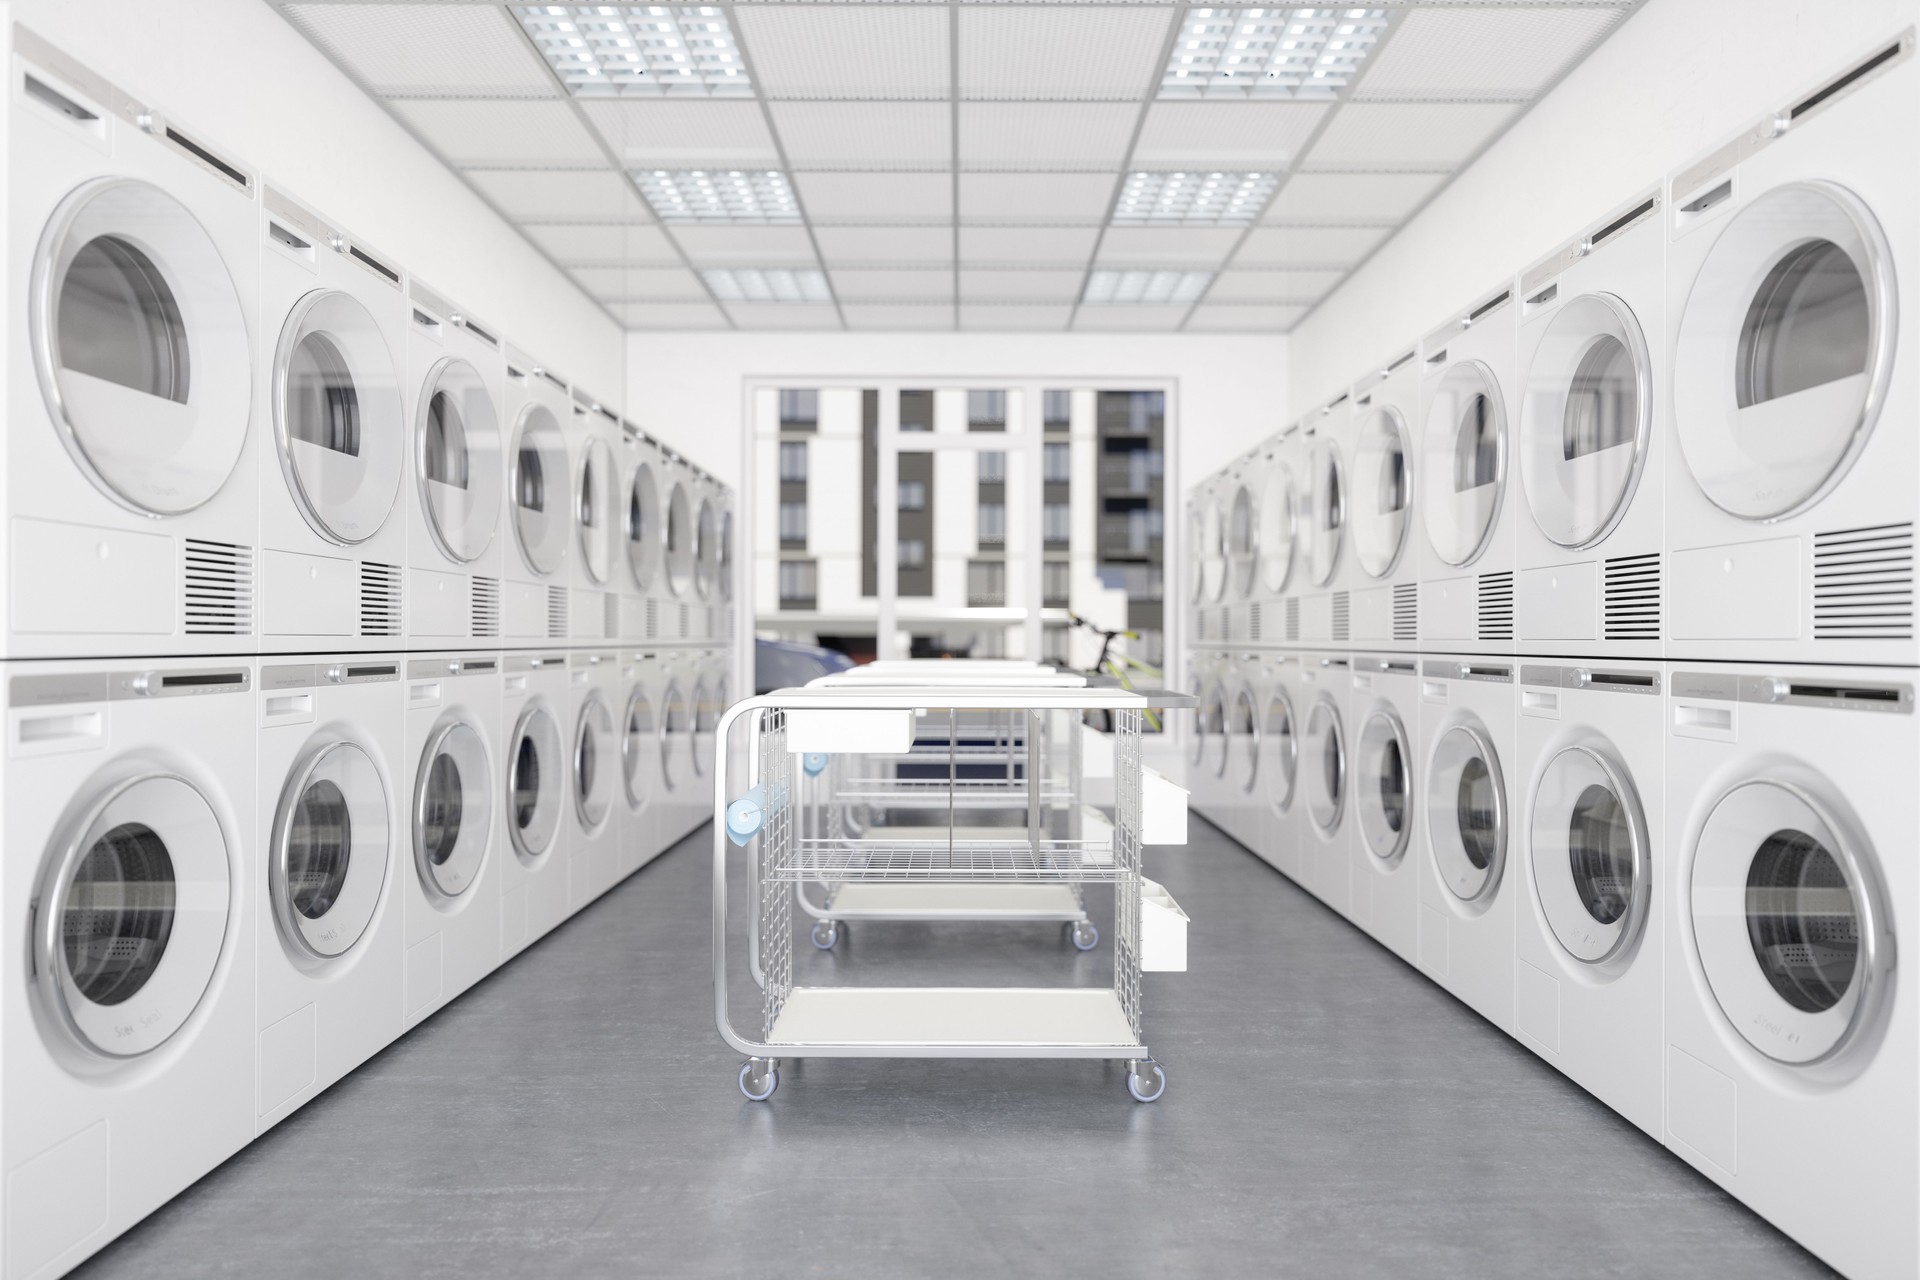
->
<box><xmin>739</xmin><ymin>1059</ymin><xmax>779</xmax><ymax>1101</ymax></box>
<box><xmin>811</xmin><ymin>920</ymin><xmax>840</xmax><ymax>950</ymax></box>
<box><xmin>1127</xmin><ymin>1059</ymin><xmax>1166</xmax><ymax>1103</ymax></box>
<box><xmin>1069</xmin><ymin>921</ymin><xmax>1099</xmax><ymax>951</ymax></box>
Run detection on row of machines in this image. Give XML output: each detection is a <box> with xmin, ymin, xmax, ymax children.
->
<box><xmin>0</xmin><ymin>28</ymin><xmax>733</xmax><ymax>1280</ymax></box>
<box><xmin>1185</xmin><ymin>29</ymin><xmax>1914</xmax><ymax>1280</ymax></box>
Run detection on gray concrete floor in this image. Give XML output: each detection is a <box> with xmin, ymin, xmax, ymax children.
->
<box><xmin>78</xmin><ymin>819</ymin><xmax>1833</xmax><ymax>1279</ymax></box>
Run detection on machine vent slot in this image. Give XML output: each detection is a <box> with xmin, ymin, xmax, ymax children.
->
<box><xmin>1467</xmin><ymin>290</ymin><xmax>1511</xmax><ymax>323</ymax></box>
<box><xmin>1814</xmin><ymin>522</ymin><xmax>1914</xmax><ymax>639</ymax></box>
<box><xmin>646</xmin><ymin>598</ymin><xmax>659</xmax><ymax>640</ymax></box>
<box><xmin>463</xmin><ymin>318</ymin><xmax>498</xmax><ymax>347</ymax></box>
<box><xmin>471</xmin><ymin>576</ymin><xmax>500</xmax><ymax>637</ymax></box>
<box><xmin>1477</xmin><ymin>571</ymin><xmax>1514</xmax><ymax>641</ymax></box>
<box><xmin>605</xmin><ymin>592</ymin><xmax>621</xmax><ymax>639</ymax></box>
<box><xmin>1248</xmin><ymin>601</ymin><xmax>1262</xmax><ymax>643</ymax></box>
<box><xmin>1787</xmin><ymin>682</ymin><xmax>1901</xmax><ymax>704</ymax></box>
<box><xmin>547</xmin><ymin>584</ymin><xmax>569</xmax><ymax>639</ymax></box>
<box><xmin>1602</xmin><ymin>553</ymin><xmax>1660</xmax><ymax>640</ymax></box>
<box><xmin>679</xmin><ymin>603</ymin><xmax>691</xmax><ymax>639</ymax></box>
<box><xmin>162</xmin><ymin>126</ymin><xmax>252</xmax><ymax>192</ymax></box>
<box><xmin>182</xmin><ymin>539</ymin><xmax>252</xmax><ymax>635</ymax></box>
<box><xmin>1393</xmin><ymin>583</ymin><xmax>1417</xmax><ymax>642</ymax></box>
<box><xmin>1790</xmin><ymin>40</ymin><xmax>1905</xmax><ymax>120</ymax></box>
<box><xmin>1285</xmin><ymin>598</ymin><xmax>1300</xmax><ymax>642</ymax></box>
<box><xmin>349</xmin><ymin>244</ymin><xmax>400</xmax><ymax>285</ymax></box>
<box><xmin>1331</xmin><ymin>591</ymin><xmax>1350</xmax><ymax>643</ymax></box>
<box><xmin>359</xmin><ymin>562</ymin><xmax>402</xmax><ymax>636</ymax></box>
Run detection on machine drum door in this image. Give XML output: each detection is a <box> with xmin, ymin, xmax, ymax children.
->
<box><xmin>694</xmin><ymin>498</ymin><xmax>719</xmax><ymax>600</ymax></box>
<box><xmin>1691</xmin><ymin>778</ymin><xmax>1892</xmax><ymax>1066</ymax></box>
<box><xmin>414</xmin><ymin>718</ymin><xmax>493</xmax><ymax>899</ymax></box>
<box><xmin>1201</xmin><ymin>498</ymin><xmax>1227</xmax><ymax>602</ymax></box>
<box><xmin>577</xmin><ymin>436</ymin><xmax>616</xmax><ymax>586</ymax></box>
<box><xmin>1356</xmin><ymin>707</ymin><xmax>1412</xmax><ymax>866</ymax></box>
<box><xmin>574</xmin><ymin>691</ymin><xmax>615</xmax><ymax>833</ymax></box>
<box><xmin>1228</xmin><ymin>686</ymin><xmax>1260</xmax><ymax>793</ymax></box>
<box><xmin>32</xmin><ymin>177</ymin><xmax>252</xmax><ymax>516</ymax></box>
<box><xmin>1201</xmin><ymin>682</ymin><xmax>1229</xmax><ymax>779</ymax></box>
<box><xmin>691</xmin><ymin>680</ymin><xmax>719</xmax><ymax>780</ymax></box>
<box><xmin>660</xmin><ymin>681</ymin><xmax>689</xmax><ymax>791</ymax></box>
<box><xmin>1259</xmin><ymin>464</ymin><xmax>1297</xmax><ymax>596</ymax></box>
<box><xmin>1351</xmin><ymin>408</ymin><xmax>1412</xmax><ymax>580</ymax></box>
<box><xmin>621</xmin><ymin>686</ymin><xmax>655</xmax><ymax>811</ymax></box>
<box><xmin>1421</xmin><ymin>360</ymin><xmax>1507</xmax><ymax>567</ymax></box>
<box><xmin>1519</xmin><ymin>293</ymin><xmax>1651</xmax><ymax>549</ymax></box>
<box><xmin>664</xmin><ymin>484</ymin><xmax>694</xmax><ymax>597</ymax></box>
<box><xmin>1264</xmin><ymin>687</ymin><xmax>1298</xmax><ymax>815</ymax></box>
<box><xmin>510</xmin><ymin>404</ymin><xmax>570</xmax><ymax>577</ymax></box>
<box><xmin>1303</xmin><ymin>697</ymin><xmax>1346</xmax><ymax>838</ymax></box>
<box><xmin>416</xmin><ymin>356</ymin><xmax>503</xmax><ymax>563</ymax></box>
<box><xmin>274</xmin><ymin>289</ymin><xmax>405</xmax><ymax>544</ymax></box>
<box><xmin>1226</xmin><ymin>485</ymin><xmax>1257</xmax><ymax>600</ymax></box>
<box><xmin>507</xmin><ymin>704</ymin><xmax>564</xmax><ymax>863</ymax></box>
<box><xmin>1673</xmin><ymin>182</ymin><xmax>1894</xmax><ymax>520</ymax></box>
<box><xmin>1529</xmin><ymin>741</ymin><xmax>1650</xmax><ymax>969</ymax></box>
<box><xmin>272</xmin><ymin>741</ymin><xmax>391</xmax><ymax>959</ymax></box>
<box><xmin>1304</xmin><ymin>438</ymin><xmax>1346</xmax><ymax>587</ymax></box>
<box><xmin>36</xmin><ymin>773</ymin><xmax>232</xmax><ymax>1057</ymax></box>
<box><xmin>626</xmin><ymin>462</ymin><xmax>662</xmax><ymax>592</ymax></box>
<box><xmin>1426</xmin><ymin>719</ymin><xmax>1506</xmax><ymax>907</ymax></box>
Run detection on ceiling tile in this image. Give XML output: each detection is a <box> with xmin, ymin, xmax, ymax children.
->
<box><xmin>390</xmin><ymin>100</ymin><xmax>604</xmax><ymax>167</ymax></box>
<box><xmin>520</xmin><ymin>222</ymin><xmax>680</xmax><ymax>264</ymax></box>
<box><xmin>814</xmin><ymin>226</ymin><xmax>953</xmax><ymax>267</ymax></box>
<box><xmin>738</xmin><ymin>6</ymin><xmax>949</xmax><ymax>100</ymax></box>
<box><xmin>1307</xmin><ymin>102</ymin><xmax>1518</xmax><ymax>169</ymax></box>
<box><xmin>568</xmin><ymin>266</ymin><xmax>710</xmax><ymax>302</ymax></box>
<box><xmin>724</xmin><ymin>303</ymin><xmax>843</xmax><ymax>331</ymax></box>
<box><xmin>957</xmin><ymin>7</ymin><xmax>1174</xmax><ymax>100</ymax></box>
<box><xmin>611</xmin><ymin>301</ymin><xmax>731</xmax><ymax>330</ymax></box>
<box><xmin>1234</xmin><ymin>225</ymin><xmax>1390</xmax><ymax>267</ymax></box>
<box><xmin>959</xmin><ymin>270</ymin><xmax>1085</xmax><ymax>303</ymax></box>
<box><xmin>1206</xmin><ymin>268</ymin><xmax>1346</xmax><ymax>303</ymax></box>
<box><xmin>1094</xmin><ymin>227</ymin><xmax>1242</xmax><ymax>268</ymax></box>
<box><xmin>1262</xmin><ymin>172</ymin><xmax>1444</xmax><ymax>224</ymax></box>
<box><xmin>1132</xmin><ymin>102</ymin><xmax>1328</xmax><ymax>168</ymax></box>
<box><xmin>283</xmin><ymin>4</ymin><xmax>554</xmax><ymax>98</ymax></box>
<box><xmin>840</xmin><ymin>304</ymin><xmax>954</xmax><ymax>331</ymax></box>
<box><xmin>465</xmin><ymin>170</ymin><xmax>646</xmax><ymax>221</ymax></box>
<box><xmin>797</xmin><ymin>172</ymin><xmax>954</xmax><ymax>223</ymax></box>
<box><xmin>1184</xmin><ymin>303</ymin><xmax>1308</xmax><ymax>332</ymax></box>
<box><xmin>580</xmin><ymin>100</ymin><xmax>779</xmax><ymax>168</ymax></box>
<box><xmin>673</xmin><ymin>225</ymin><xmax>820</xmax><ymax>267</ymax></box>
<box><xmin>957</xmin><ymin>103</ymin><xmax>1136</xmax><ymax>171</ymax></box>
<box><xmin>959</xmin><ymin>225</ymin><xmax>1101</xmax><ymax>267</ymax></box>
<box><xmin>770</xmin><ymin>102</ymin><xmax>951</xmax><ymax>170</ymax></box>
<box><xmin>830</xmin><ymin>268</ymin><xmax>955</xmax><ymax>302</ymax></box>
<box><xmin>959</xmin><ymin>173</ymin><xmax>1115</xmax><ymax>224</ymax></box>
<box><xmin>1073</xmin><ymin>306</ymin><xmax>1189</xmax><ymax>332</ymax></box>
<box><xmin>1355</xmin><ymin>7</ymin><xmax>1624</xmax><ymax>102</ymax></box>
<box><xmin>960</xmin><ymin>304</ymin><xmax>1074</xmax><ymax>332</ymax></box>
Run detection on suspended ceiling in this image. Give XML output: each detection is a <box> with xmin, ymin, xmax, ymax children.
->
<box><xmin>273</xmin><ymin>2</ymin><xmax>1642</xmax><ymax>333</ymax></box>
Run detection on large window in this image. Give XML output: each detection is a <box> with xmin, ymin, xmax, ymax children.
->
<box><xmin>778</xmin><ymin>501</ymin><xmax>807</xmax><ymax>546</ymax></box>
<box><xmin>967</xmin><ymin>559</ymin><xmax>1006</xmax><ymax>606</ymax></box>
<box><xmin>778</xmin><ymin>389</ymin><xmax>818</xmax><ymax>430</ymax></box>
<box><xmin>1044</xmin><ymin>389</ymin><xmax>1072</xmax><ymax>431</ymax></box>
<box><xmin>977</xmin><ymin>502</ymin><xmax>1006</xmax><ymax>546</ymax></box>
<box><xmin>1043</xmin><ymin>441</ymin><xmax>1072</xmax><ymax>484</ymax></box>
<box><xmin>778</xmin><ymin>559</ymin><xmax>816</xmax><ymax>606</ymax></box>
<box><xmin>977</xmin><ymin>450</ymin><xmax>1007</xmax><ymax>483</ymax></box>
<box><xmin>778</xmin><ymin>440</ymin><xmax>807</xmax><ymax>482</ymax></box>
<box><xmin>968</xmin><ymin>389</ymin><xmax>1007</xmax><ymax>431</ymax></box>
<box><xmin>899</xmin><ymin>539</ymin><xmax>928</xmax><ymax>569</ymax></box>
<box><xmin>1043</xmin><ymin>501</ymin><xmax>1071</xmax><ymax>546</ymax></box>
<box><xmin>1043</xmin><ymin>560</ymin><xmax>1071</xmax><ymax>606</ymax></box>
<box><xmin>898</xmin><ymin>479</ymin><xmax>927</xmax><ymax>511</ymax></box>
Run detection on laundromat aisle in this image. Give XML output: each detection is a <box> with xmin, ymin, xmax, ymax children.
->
<box><xmin>74</xmin><ymin>820</ymin><xmax>1833</xmax><ymax>1280</ymax></box>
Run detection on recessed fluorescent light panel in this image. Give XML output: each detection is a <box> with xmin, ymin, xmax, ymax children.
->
<box><xmin>1114</xmin><ymin>171</ymin><xmax>1282</xmax><ymax>225</ymax></box>
<box><xmin>635</xmin><ymin>169</ymin><xmax>801</xmax><ymax>223</ymax></box>
<box><xmin>703</xmin><ymin>269</ymin><xmax>832</xmax><ymax>304</ymax></box>
<box><xmin>516</xmin><ymin>6</ymin><xmax>752</xmax><ymax>97</ymax></box>
<box><xmin>1082</xmin><ymin>271</ymin><xmax>1214</xmax><ymax>305</ymax></box>
<box><xmin>1161</xmin><ymin>7</ymin><xmax>1391</xmax><ymax>99</ymax></box>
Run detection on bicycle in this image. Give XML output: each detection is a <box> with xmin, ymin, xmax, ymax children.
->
<box><xmin>1066</xmin><ymin>612</ymin><xmax>1164</xmax><ymax>733</ymax></box>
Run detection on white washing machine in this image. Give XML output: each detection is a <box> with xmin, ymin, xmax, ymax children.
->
<box><xmin>1347</xmin><ymin>351</ymin><xmax>1421</xmax><ymax>652</ymax></box>
<box><xmin>1255</xmin><ymin>652</ymin><xmax>1303</xmax><ymax>882</ymax></box>
<box><xmin>498</xmin><ymin>649</ymin><xmax>570</xmax><ymax>956</ymax></box>
<box><xmin>1349</xmin><ymin>654</ymin><xmax>1421</xmax><ymax>964</ymax></box>
<box><xmin>1253</xmin><ymin>432</ymin><xmax>1299</xmax><ymax>649</ymax></box>
<box><xmin>1664</xmin><ymin>664</ymin><xmax>1913</xmax><ymax>1280</ymax></box>
<box><xmin>716</xmin><ymin>488</ymin><xmax>737</xmax><ymax>648</ymax></box>
<box><xmin>654</xmin><ymin>652</ymin><xmax>700</xmax><ymax>846</ymax></box>
<box><xmin>6</xmin><ymin>35</ymin><xmax>259</xmax><ymax>659</ymax></box>
<box><xmin>402</xmin><ymin>278</ymin><xmax>506</xmax><ymax>649</ymax></box>
<box><xmin>2</xmin><ymin>658</ymin><xmax>256</xmax><ymax>1278</ymax></box>
<box><xmin>660</xmin><ymin>456</ymin><xmax>702</xmax><ymax>645</ymax></box>
<box><xmin>1216</xmin><ymin>653</ymin><xmax>1266</xmax><ymax>850</ymax></box>
<box><xmin>619</xmin><ymin>424</ymin><xmax>665</xmax><ymax>645</ymax></box>
<box><xmin>1418</xmin><ymin>280</ymin><xmax>1520</xmax><ymax>654</ymax></box>
<box><xmin>691</xmin><ymin>471</ymin><xmax>725</xmax><ymax>645</ymax></box>
<box><xmin>1416</xmin><ymin>655</ymin><xmax>1518</xmax><ymax>1032</ymax></box>
<box><xmin>1515</xmin><ymin>659</ymin><xmax>1665</xmax><ymax>1137</ymax></box>
<box><xmin>1296</xmin><ymin>651</ymin><xmax>1354</xmax><ymax>918</ymax></box>
<box><xmin>1191</xmin><ymin>656</ymin><xmax>1231</xmax><ymax>826</ymax></box>
<box><xmin>401</xmin><ymin>651</ymin><xmax>500</xmax><ymax>1023</ymax></box>
<box><xmin>693</xmin><ymin>647</ymin><xmax>731</xmax><ymax>819</ymax></box>
<box><xmin>257</xmin><ymin>186</ymin><xmax>409</xmax><ymax>652</ymax></box>
<box><xmin>567</xmin><ymin>650</ymin><xmax>622</xmax><ymax>908</ymax></box>
<box><xmin>567</xmin><ymin>390</ymin><xmax>622</xmax><ymax>644</ymax></box>
<box><xmin>1218</xmin><ymin>456</ymin><xmax>1260</xmax><ymax>646</ymax></box>
<box><xmin>618</xmin><ymin>651</ymin><xmax>665</xmax><ymax>875</ymax></box>
<box><xmin>1514</xmin><ymin>186</ymin><xmax>1666</xmax><ymax>660</ymax></box>
<box><xmin>1665</xmin><ymin>35</ymin><xmax>1917</xmax><ymax>666</ymax></box>
<box><xmin>1296</xmin><ymin>396</ymin><xmax>1355</xmax><ymax>648</ymax></box>
<box><xmin>255</xmin><ymin>656</ymin><xmax>403</xmax><ymax>1132</ymax></box>
<box><xmin>500</xmin><ymin>347</ymin><xmax>573</xmax><ymax>645</ymax></box>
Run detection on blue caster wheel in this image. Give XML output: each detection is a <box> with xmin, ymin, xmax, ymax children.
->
<box><xmin>1069</xmin><ymin>921</ymin><xmax>1099</xmax><ymax>951</ymax></box>
<box><xmin>811</xmin><ymin>920</ymin><xmax>841</xmax><ymax>950</ymax></box>
<box><xmin>739</xmin><ymin>1059</ymin><xmax>779</xmax><ymax>1101</ymax></box>
<box><xmin>1127</xmin><ymin>1059</ymin><xmax>1166</xmax><ymax>1103</ymax></box>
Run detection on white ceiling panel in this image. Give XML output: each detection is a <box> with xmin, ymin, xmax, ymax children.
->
<box><xmin>959</xmin><ymin>225</ymin><xmax>1101</xmax><ymax>266</ymax></box>
<box><xmin>283</xmin><ymin>4</ymin><xmax>554</xmax><ymax>98</ymax></box>
<box><xmin>611</xmin><ymin>302</ymin><xmax>731</xmax><ymax>331</ymax></box>
<box><xmin>1262</xmin><ymin>172</ymin><xmax>1445</xmax><ymax>224</ymax></box>
<box><xmin>1206</xmin><ymin>269</ymin><xmax>1345</xmax><ymax>303</ymax></box>
<box><xmin>797</xmin><ymin>172</ymin><xmax>954</xmax><ymax>223</ymax></box>
<box><xmin>814</xmin><ymin>225</ymin><xmax>953</xmax><ymax>266</ymax></box>
<box><xmin>568</xmin><ymin>267</ymin><xmax>711</xmax><ymax>302</ymax></box>
<box><xmin>1235</xmin><ymin>225</ymin><xmax>1390</xmax><ymax>267</ymax></box>
<box><xmin>465</xmin><ymin>170</ymin><xmax>646</xmax><ymax>221</ymax></box>
<box><xmin>389</xmin><ymin>100</ymin><xmax>604</xmax><ymax>167</ymax></box>
<box><xmin>830</xmin><ymin>269</ymin><xmax>955</xmax><ymax>302</ymax></box>
<box><xmin>958</xmin><ymin>173</ymin><xmax>1115</xmax><ymax>224</ymax></box>
<box><xmin>580</xmin><ymin>100</ymin><xmax>780</xmax><ymax>167</ymax></box>
<box><xmin>1095</xmin><ymin>226</ymin><xmax>1242</xmax><ymax>268</ymax></box>
<box><xmin>771</xmin><ymin>103</ymin><xmax>951</xmax><ymax>169</ymax></box>
<box><xmin>957</xmin><ymin>104</ymin><xmax>1137</xmax><ymax>171</ymax></box>
<box><xmin>739</xmin><ymin>6</ymin><xmax>949</xmax><ymax>100</ymax></box>
<box><xmin>1309</xmin><ymin>102</ymin><xmax>1519</xmax><ymax>170</ymax></box>
<box><xmin>1132</xmin><ymin>102</ymin><xmax>1328</xmax><ymax>168</ymax></box>
<box><xmin>1072</xmin><ymin>306</ymin><xmax>1188</xmax><ymax>332</ymax></box>
<box><xmin>960</xmin><ymin>304</ymin><xmax>1074</xmax><ymax>332</ymax></box>
<box><xmin>1357</xmin><ymin>7</ymin><xmax>1624</xmax><ymax>102</ymax></box>
<box><xmin>1185</xmin><ymin>303</ymin><xmax>1307</xmax><ymax>332</ymax></box>
<box><xmin>959</xmin><ymin>270</ymin><xmax>1085</xmax><ymax>303</ymax></box>
<box><xmin>673</xmin><ymin>225</ymin><xmax>821</xmax><ymax>267</ymax></box>
<box><xmin>520</xmin><ymin>222</ymin><xmax>681</xmax><ymax>264</ymax></box>
<box><xmin>724</xmin><ymin>303</ymin><xmax>844</xmax><ymax>330</ymax></box>
<box><xmin>840</xmin><ymin>304</ymin><xmax>955</xmax><ymax>330</ymax></box>
<box><xmin>957</xmin><ymin>7</ymin><xmax>1174</xmax><ymax>100</ymax></box>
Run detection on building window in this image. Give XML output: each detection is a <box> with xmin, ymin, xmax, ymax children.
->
<box><xmin>778</xmin><ymin>440</ymin><xmax>807</xmax><ymax>482</ymax></box>
<box><xmin>778</xmin><ymin>388</ymin><xmax>818</xmax><ymax>430</ymax></box>
<box><xmin>977</xmin><ymin>450</ymin><xmax>1007</xmax><ymax>484</ymax></box>
<box><xmin>967</xmin><ymin>559</ymin><xmax>1007</xmax><ymax>606</ymax></box>
<box><xmin>1043</xmin><ymin>502</ymin><xmax>1071</xmax><ymax>546</ymax></box>
<box><xmin>1043</xmin><ymin>441</ymin><xmax>1071</xmax><ymax>484</ymax></box>
<box><xmin>1043</xmin><ymin>560</ymin><xmax>1071</xmax><ymax>606</ymax></box>
<box><xmin>1044</xmin><ymin>389</ymin><xmax>1072</xmax><ymax>431</ymax></box>
<box><xmin>898</xmin><ymin>480</ymin><xmax>927</xmax><ymax>512</ymax></box>
<box><xmin>778</xmin><ymin>559</ymin><xmax>816</xmax><ymax>606</ymax></box>
<box><xmin>900</xmin><ymin>389</ymin><xmax>933</xmax><ymax>432</ymax></box>
<box><xmin>899</xmin><ymin>539</ymin><xmax>928</xmax><ymax>569</ymax></box>
<box><xmin>967</xmin><ymin>389</ymin><xmax>1007</xmax><ymax>431</ymax></box>
<box><xmin>1042</xmin><ymin>624</ymin><xmax>1070</xmax><ymax>664</ymax></box>
<box><xmin>977</xmin><ymin>502</ymin><xmax>1006</xmax><ymax>546</ymax></box>
<box><xmin>778</xmin><ymin>501</ymin><xmax>807</xmax><ymax>546</ymax></box>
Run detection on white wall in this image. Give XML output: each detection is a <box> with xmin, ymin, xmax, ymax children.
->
<box><xmin>14</xmin><ymin>0</ymin><xmax>627</xmax><ymax>399</ymax></box>
<box><xmin>1287</xmin><ymin>0</ymin><xmax>1917</xmax><ymax>418</ymax></box>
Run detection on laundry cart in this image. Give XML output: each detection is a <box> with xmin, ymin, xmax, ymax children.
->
<box><xmin>714</xmin><ymin>683</ymin><xmax>1193</xmax><ymax>1103</ymax></box>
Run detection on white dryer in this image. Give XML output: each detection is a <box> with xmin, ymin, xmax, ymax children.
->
<box><xmin>402</xmin><ymin>279</ymin><xmax>506</xmax><ymax>649</ymax></box>
<box><xmin>690</xmin><ymin>470</ymin><xmax>726</xmax><ymax>644</ymax></box>
<box><xmin>659</xmin><ymin>455</ymin><xmax>703</xmax><ymax>644</ymax></box>
<box><xmin>618</xmin><ymin>651</ymin><xmax>665</xmax><ymax>874</ymax></box>
<box><xmin>1514</xmin><ymin>188</ymin><xmax>1666</xmax><ymax>660</ymax></box>
<box><xmin>500</xmin><ymin>348</ymin><xmax>574</xmax><ymax>645</ymax></box>
<box><xmin>1</xmin><ymin>658</ymin><xmax>255</xmax><ymax>1278</ymax></box>
<box><xmin>1191</xmin><ymin>657</ymin><xmax>1231</xmax><ymax>826</ymax></box>
<box><xmin>1416</xmin><ymin>655</ymin><xmax>1518</xmax><ymax>1031</ymax></box>
<box><xmin>1347</xmin><ymin>352</ymin><xmax>1421</xmax><ymax>652</ymax></box>
<box><xmin>1665</xmin><ymin>35</ymin><xmax>1917</xmax><ymax>665</ymax></box>
<box><xmin>6</xmin><ymin>35</ymin><xmax>259</xmax><ymax>659</ymax></box>
<box><xmin>257</xmin><ymin>186</ymin><xmax>409</xmax><ymax>652</ymax></box>
<box><xmin>1664</xmin><ymin>664</ymin><xmax>1913</xmax><ymax>1280</ymax></box>
<box><xmin>1296</xmin><ymin>651</ymin><xmax>1354</xmax><ymax>919</ymax></box>
<box><xmin>1296</xmin><ymin>396</ymin><xmax>1355</xmax><ymax>649</ymax></box>
<box><xmin>567</xmin><ymin>391</ymin><xmax>623</xmax><ymax>643</ymax></box>
<box><xmin>1253</xmin><ymin>432</ymin><xmax>1300</xmax><ymax>648</ymax></box>
<box><xmin>401</xmin><ymin>652</ymin><xmax>501</xmax><ymax>1022</ymax></box>
<box><xmin>1255</xmin><ymin>652</ymin><xmax>1304</xmax><ymax>882</ymax></box>
<box><xmin>654</xmin><ymin>652</ymin><xmax>701</xmax><ymax>846</ymax></box>
<box><xmin>1349</xmin><ymin>654</ymin><xmax>1420</xmax><ymax>963</ymax></box>
<box><xmin>255</xmin><ymin>656</ymin><xmax>403</xmax><ymax>1131</ymax></box>
<box><xmin>1216</xmin><ymin>653</ymin><xmax>1266</xmax><ymax>850</ymax></box>
<box><xmin>498</xmin><ymin>649</ymin><xmax>570</xmax><ymax>956</ymax></box>
<box><xmin>619</xmin><ymin>423</ymin><xmax>666</xmax><ymax>644</ymax></box>
<box><xmin>716</xmin><ymin>486</ymin><xmax>738</xmax><ymax>647</ymax></box>
<box><xmin>1418</xmin><ymin>281</ymin><xmax>1520</xmax><ymax>653</ymax></box>
<box><xmin>1515</xmin><ymin>660</ymin><xmax>1665</xmax><ymax>1137</ymax></box>
<box><xmin>567</xmin><ymin>650</ymin><xmax>622</xmax><ymax>907</ymax></box>
<box><xmin>1218</xmin><ymin>456</ymin><xmax>1260</xmax><ymax>646</ymax></box>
